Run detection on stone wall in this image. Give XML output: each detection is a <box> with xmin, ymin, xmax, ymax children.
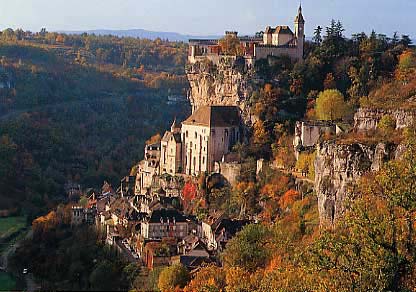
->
<box><xmin>218</xmin><ymin>162</ymin><xmax>242</xmax><ymax>186</ymax></box>
<box><xmin>254</xmin><ymin>45</ymin><xmax>302</xmax><ymax>61</ymax></box>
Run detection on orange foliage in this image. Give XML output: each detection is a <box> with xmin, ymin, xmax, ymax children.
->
<box><xmin>182</xmin><ymin>181</ymin><xmax>198</xmax><ymax>212</ymax></box>
<box><xmin>279</xmin><ymin>189</ymin><xmax>300</xmax><ymax>210</ymax></box>
<box><xmin>32</xmin><ymin>211</ymin><xmax>58</xmax><ymax>238</ymax></box>
<box><xmin>260</xmin><ymin>175</ymin><xmax>290</xmax><ymax>201</ymax></box>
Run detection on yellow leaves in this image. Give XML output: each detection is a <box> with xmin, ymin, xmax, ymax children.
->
<box><xmin>253</xmin><ymin>120</ymin><xmax>269</xmax><ymax>145</ymax></box>
<box><xmin>315</xmin><ymin>89</ymin><xmax>350</xmax><ymax>121</ymax></box>
<box><xmin>396</xmin><ymin>49</ymin><xmax>416</xmax><ymax>83</ymax></box>
<box><xmin>184</xmin><ymin>265</ymin><xmax>225</xmax><ymax>292</ymax></box>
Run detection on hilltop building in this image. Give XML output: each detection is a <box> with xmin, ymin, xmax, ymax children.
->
<box><xmin>188</xmin><ymin>5</ymin><xmax>305</xmax><ymax>64</ymax></box>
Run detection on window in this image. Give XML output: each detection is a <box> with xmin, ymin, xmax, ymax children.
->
<box><xmin>186</xmin><ymin>131</ymin><xmax>189</xmax><ymax>138</ymax></box>
<box><xmin>195</xmin><ymin>132</ymin><xmax>197</xmax><ymax>139</ymax></box>
<box><xmin>203</xmin><ymin>157</ymin><xmax>205</xmax><ymax>164</ymax></box>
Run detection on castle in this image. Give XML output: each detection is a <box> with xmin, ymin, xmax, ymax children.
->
<box><xmin>188</xmin><ymin>5</ymin><xmax>305</xmax><ymax>64</ymax></box>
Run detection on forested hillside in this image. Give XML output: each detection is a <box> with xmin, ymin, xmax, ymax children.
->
<box><xmin>0</xmin><ymin>30</ymin><xmax>190</xmax><ymax>219</ymax></box>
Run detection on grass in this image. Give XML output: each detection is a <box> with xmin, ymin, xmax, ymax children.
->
<box><xmin>0</xmin><ymin>271</ymin><xmax>17</xmax><ymax>291</ymax></box>
<box><xmin>0</xmin><ymin>217</ymin><xmax>26</xmax><ymax>238</ymax></box>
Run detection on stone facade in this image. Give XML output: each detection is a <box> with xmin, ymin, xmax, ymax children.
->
<box><xmin>181</xmin><ymin>106</ymin><xmax>242</xmax><ymax>176</ymax></box>
<box><xmin>138</xmin><ymin>143</ymin><xmax>161</xmax><ymax>193</ymax></box>
<box><xmin>160</xmin><ymin>120</ymin><xmax>182</xmax><ymax>175</ymax></box>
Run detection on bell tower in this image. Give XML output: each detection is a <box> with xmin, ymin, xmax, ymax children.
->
<box><xmin>294</xmin><ymin>4</ymin><xmax>305</xmax><ymax>59</ymax></box>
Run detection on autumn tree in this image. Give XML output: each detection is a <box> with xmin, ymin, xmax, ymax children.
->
<box><xmin>315</xmin><ymin>89</ymin><xmax>349</xmax><ymax>121</ymax></box>
<box><xmin>158</xmin><ymin>264</ymin><xmax>190</xmax><ymax>292</ymax></box>
<box><xmin>219</xmin><ymin>33</ymin><xmax>243</xmax><ymax>56</ymax></box>
<box><xmin>323</xmin><ymin>72</ymin><xmax>337</xmax><ymax>89</ymax></box>
<box><xmin>396</xmin><ymin>49</ymin><xmax>416</xmax><ymax>84</ymax></box>
<box><xmin>184</xmin><ymin>265</ymin><xmax>225</xmax><ymax>292</ymax></box>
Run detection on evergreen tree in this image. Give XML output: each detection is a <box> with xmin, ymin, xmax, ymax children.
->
<box><xmin>313</xmin><ymin>26</ymin><xmax>323</xmax><ymax>45</ymax></box>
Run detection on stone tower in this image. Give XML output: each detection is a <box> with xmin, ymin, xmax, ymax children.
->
<box><xmin>294</xmin><ymin>4</ymin><xmax>305</xmax><ymax>60</ymax></box>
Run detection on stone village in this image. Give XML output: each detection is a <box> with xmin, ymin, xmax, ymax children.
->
<box><xmin>67</xmin><ymin>6</ymin><xmax>308</xmax><ymax>274</ymax></box>
<box><xmin>69</xmin><ymin>5</ymin><xmax>416</xmax><ymax>275</ymax></box>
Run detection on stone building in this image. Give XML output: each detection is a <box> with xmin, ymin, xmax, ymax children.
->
<box><xmin>137</xmin><ymin>142</ymin><xmax>161</xmax><ymax>192</ymax></box>
<box><xmin>141</xmin><ymin>209</ymin><xmax>189</xmax><ymax>240</ymax></box>
<box><xmin>160</xmin><ymin>119</ymin><xmax>182</xmax><ymax>175</ymax></box>
<box><xmin>188</xmin><ymin>5</ymin><xmax>305</xmax><ymax>64</ymax></box>
<box><xmin>181</xmin><ymin>106</ymin><xmax>242</xmax><ymax>176</ymax></box>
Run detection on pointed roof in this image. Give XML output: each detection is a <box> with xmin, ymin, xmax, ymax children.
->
<box><xmin>295</xmin><ymin>4</ymin><xmax>305</xmax><ymax>23</ymax></box>
<box><xmin>171</xmin><ymin>118</ymin><xmax>181</xmax><ymax>130</ymax></box>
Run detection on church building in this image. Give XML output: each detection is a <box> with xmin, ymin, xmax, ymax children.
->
<box><xmin>181</xmin><ymin>106</ymin><xmax>241</xmax><ymax>176</ymax></box>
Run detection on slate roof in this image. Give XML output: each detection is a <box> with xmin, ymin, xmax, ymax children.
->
<box><xmin>182</xmin><ymin>106</ymin><xmax>241</xmax><ymax>128</ymax></box>
<box><xmin>295</xmin><ymin>5</ymin><xmax>305</xmax><ymax>23</ymax></box>
<box><xmin>149</xmin><ymin>209</ymin><xmax>188</xmax><ymax>223</ymax></box>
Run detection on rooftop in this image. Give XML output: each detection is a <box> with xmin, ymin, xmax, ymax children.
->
<box><xmin>182</xmin><ymin>106</ymin><xmax>241</xmax><ymax>128</ymax></box>
<box><xmin>148</xmin><ymin>208</ymin><xmax>188</xmax><ymax>223</ymax></box>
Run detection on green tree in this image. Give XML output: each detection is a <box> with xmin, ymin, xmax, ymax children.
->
<box><xmin>158</xmin><ymin>264</ymin><xmax>190</xmax><ymax>292</ymax></box>
<box><xmin>313</xmin><ymin>26</ymin><xmax>323</xmax><ymax>45</ymax></box>
<box><xmin>222</xmin><ymin>224</ymin><xmax>272</xmax><ymax>272</ymax></box>
<box><xmin>315</xmin><ymin>89</ymin><xmax>349</xmax><ymax>120</ymax></box>
<box><xmin>378</xmin><ymin>115</ymin><xmax>396</xmax><ymax>135</ymax></box>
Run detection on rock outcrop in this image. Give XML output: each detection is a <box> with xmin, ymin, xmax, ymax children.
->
<box><xmin>315</xmin><ymin>141</ymin><xmax>397</xmax><ymax>226</ymax></box>
<box><xmin>186</xmin><ymin>56</ymin><xmax>256</xmax><ymax>124</ymax></box>
<box><xmin>354</xmin><ymin>108</ymin><xmax>416</xmax><ymax>131</ymax></box>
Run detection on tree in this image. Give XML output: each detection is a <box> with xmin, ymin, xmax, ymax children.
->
<box><xmin>158</xmin><ymin>264</ymin><xmax>190</xmax><ymax>292</ymax></box>
<box><xmin>313</xmin><ymin>26</ymin><xmax>323</xmax><ymax>45</ymax></box>
<box><xmin>184</xmin><ymin>265</ymin><xmax>225</xmax><ymax>292</ymax></box>
<box><xmin>315</xmin><ymin>89</ymin><xmax>349</xmax><ymax>121</ymax></box>
<box><xmin>219</xmin><ymin>34</ymin><xmax>243</xmax><ymax>56</ymax></box>
<box><xmin>377</xmin><ymin>115</ymin><xmax>396</xmax><ymax>135</ymax></box>
<box><xmin>323</xmin><ymin>72</ymin><xmax>337</xmax><ymax>89</ymax></box>
<box><xmin>400</xmin><ymin>35</ymin><xmax>412</xmax><ymax>47</ymax></box>
<box><xmin>89</xmin><ymin>261</ymin><xmax>120</xmax><ymax>291</ymax></box>
<box><xmin>222</xmin><ymin>224</ymin><xmax>272</xmax><ymax>272</ymax></box>
<box><xmin>395</xmin><ymin>49</ymin><xmax>416</xmax><ymax>83</ymax></box>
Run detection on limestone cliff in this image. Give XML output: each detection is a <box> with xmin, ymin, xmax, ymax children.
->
<box><xmin>186</xmin><ymin>56</ymin><xmax>256</xmax><ymax>124</ymax></box>
<box><xmin>315</xmin><ymin>141</ymin><xmax>398</xmax><ymax>226</ymax></box>
<box><xmin>354</xmin><ymin>108</ymin><xmax>416</xmax><ymax>131</ymax></box>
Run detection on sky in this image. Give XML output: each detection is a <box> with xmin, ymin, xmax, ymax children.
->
<box><xmin>0</xmin><ymin>0</ymin><xmax>414</xmax><ymax>37</ymax></box>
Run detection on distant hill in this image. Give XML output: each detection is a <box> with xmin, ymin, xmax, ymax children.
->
<box><xmin>58</xmin><ymin>29</ymin><xmax>221</xmax><ymax>42</ymax></box>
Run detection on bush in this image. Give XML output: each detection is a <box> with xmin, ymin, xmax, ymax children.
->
<box><xmin>378</xmin><ymin>115</ymin><xmax>396</xmax><ymax>134</ymax></box>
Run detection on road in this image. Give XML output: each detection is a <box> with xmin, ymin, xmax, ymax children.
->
<box><xmin>0</xmin><ymin>229</ymin><xmax>39</xmax><ymax>292</ymax></box>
